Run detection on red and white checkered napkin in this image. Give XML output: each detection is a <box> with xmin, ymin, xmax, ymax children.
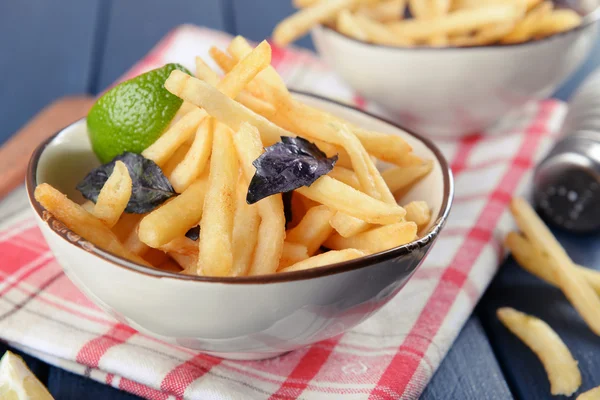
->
<box><xmin>0</xmin><ymin>25</ymin><xmax>567</xmax><ymax>399</ymax></box>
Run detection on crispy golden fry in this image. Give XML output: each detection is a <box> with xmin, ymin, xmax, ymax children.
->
<box><xmin>142</xmin><ymin>109</ymin><xmax>206</xmax><ymax>166</ymax></box>
<box><xmin>234</xmin><ymin>123</ymin><xmax>286</xmax><ymax>275</ymax></box>
<box><xmin>505</xmin><ymin>232</ymin><xmax>600</xmax><ymax>295</ymax></box>
<box><xmin>209</xmin><ymin>47</ymin><xmax>266</xmax><ymax>100</ymax></box>
<box><xmin>198</xmin><ymin>123</ymin><xmax>238</xmax><ymax>277</ymax></box>
<box><xmin>408</xmin><ymin>0</ymin><xmax>430</xmax><ymax>18</ymax></box>
<box><xmin>273</xmin><ymin>0</ymin><xmax>362</xmax><ymax>46</ymax></box>
<box><xmin>138</xmin><ymin>178</ymin><xmax>208</xmax><ymax>248</ymax></box>
<box><xmin>169</xmin><ymin>117</ymin><xmax>214</xmax><ymax>193</ymax></box>
<box><xmin>497</xmin><ymin>307</ymin><xmax>581</xmax><ymax>396</ymax></box>
<box><xmin>170</xmin><ymin>101</ymin><xmax>197</xmax><ymax>126</ymax></box>
<box><xmin>328</xmin><ymin>166</ymin><xmax>361</xmax><ymax>190</ymax></box>
<box><xmin>231</xmin><ymin>177</ymin><xmax>261</xmax><ymax>276</ymax></box>
<box><xmin>356</xmin><ymin>0</ymin><xmax>406</xmax><ymax>22</ymax></box>
<box><xmin>161</xmin><ymin>143</ymin><xmax>191</xmax><ymax>179</ymax></box>
<box><xmin>227</xmin><ymin>36</ymin><xmax>290</xmax><ymax>96</ymax></box>
<box><xmin>279</xmin><ymin>242</ymin><xmax>310</xmax><ymax>269</ymax></box>
<box><xmin>404</xmin><ymin>200</ymin><xmax>431</xmax><ymax>229</ymax></box>
<box><xmin>280</xmin><ymin>249</ymin><xmax>366</xmax><ymax>272</ymax></box>
<box><xmin>388</xmin><ymin>4</ymin><xmax>521</xmax><ymax>40</ymax></box>
<box><xmin>165</xmin><ymin>72</ymin><xmax>287</xmax><ymax>146</ymax></box>
<box><xmin>534</xmin><ymin>9</ymin><xmax>581</xmax><ymax>38</ymax></box>
<box><xmin>195</xmin><ymin>56</ymin><xmax>276</xmax><ymax>117</ymax></box>
<box><xmin>382</xmin><ymin>160</ymin><xmax>433</xmax><ymax>194</ymax></box>
<box><xmin>349</xmin><ymin>12</ymin><xmax>415</xmax><ymax>47</ymax></box>
<box><xmin>329</xmin><ymin>212</ymin><xmax>371</xmax><ymax>237</ymax></box>
<box><xmin>337</xmin><ymin>9</ymin><xmax>369</xmax><ymax>41</ymax></box>
<box><xmin>325</xmin><ymin>221</ymin><xmax>417</xmax><ymax>253</ymax></box>
<box><xmin>297</xmin><ymin>176</ymin><xmax>405</xmax><ymax>224</ymax></box>
<box><xmin>92</xmin><ymin>161</ymin><xmax>132</xmax><ymax>228</ymax></box>
<box><xmin>451</xmin><ymin>21</ymin><xmax>516</xmax><ymax>46</ymax></box>
<box><xmin>501</xmin><ymin>1</ymin><xmax>553</xmax><ymax>44</ymax></box>
<box><xmin>286</xmin><ymin>205</ymin><xmax>335</xmax><ymax>255</ymax></box>
<box><xmin>123</xmin><ymin>222</ymin><xmax>150</xmax><ymax>256</ymax></box>
<box><xmin>578</xmin><ymin>386</ymin><xmax>600</xmax><ymax>400</ymax></box>
<box><xmin>34</xmin><ymin>183</ymin><xmax>150</xmax><ymax>267</ymax></box>
<box><xmin>511</xmin><ymin>198</ymin><xmax>600</xmax><ymax>336</ymax></box>
<box><xmin>217</xmin><ymin>40</ymin><xmax>272</xmax><ymax>98</ymax></box>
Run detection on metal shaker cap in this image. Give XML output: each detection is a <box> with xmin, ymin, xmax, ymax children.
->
<box><xmin>534</xmin><ymin>133</ymin><xmax>600</xmax><ymax>232</ymax></box>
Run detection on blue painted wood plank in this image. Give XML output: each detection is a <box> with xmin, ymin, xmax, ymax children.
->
<box><xmin>0</xmin><ymin>0</ymin><xmax>100</xmax><ymax>145</ymax></box>
<box><xmin>231</xmin><ymin>0</ymin><xmax>315</xmax><ymax>50</ymax></box>
<box><xmin>422</xmin><ymin>316</ymin><xmax>513</xmax><ymax>400</ymax></box>
<box><xmin>95</xmin><ymin>0</ymin><xmax>227</xmax><ymax>92</ymax></box>
<box><xmin>478</xmin><ymin>228</ymin><xmax>600</xmax><ymax>399</ymax></box>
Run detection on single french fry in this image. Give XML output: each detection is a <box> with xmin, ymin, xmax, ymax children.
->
<box><xmin>198</xmin><ymin>123</ymin><xmax>238</xmax><ymax>277</ymax></box>
<box><xmin>505</xmin><ymin>232</ymin><xmax>600</xmax><ymax>296</ymax></box>
<box><xmin>195</xmin><ymin>56</ymin><xmax>276</xmax><ymax>117</ymax></box>
<box><xmin>217</xmin><ymin>40</ymin><xmax>272</xmax><ymax>98</ymax></box>
<box><xmin>404</xmin><ymin>200</ymin><xmax>431</xmax><ymax>229</ymax></box>
<box><xmin>578</xmin><ymin>386</ymin><xmax>600</xmax><ymax>400</ymax></box>
<box><xmin>280</xmin><ymin>249</ymin><xmax>366</xmax><ymax>272</ymax></box>
<box><xmin>231</xmin><ymin>177</ymin><xmax>261</xmax><ymax>276</ymax></box>
<box><xmin>337</xmin><ymin>9</ymin><xmax>369</xmax><ymax>41</ymax></box>
<box><xmin>501</xmin><ymin>1</ymin><xmax>553</xmax><ymax>44</ymax></box>
<box><xmin>382</xmin><ymin>161</ymin><xmax>433</xmax><ymax>193</ymax></box>
<box><xmin>286</xmin><ymin>205</ymin><xmax>335</xmax><ymax>255</ymax></box>
<box><xmin>138</xmin><ymin>178</ymin><xmax>208</xmax><ymax>248</ymax></box>
<box><xmin>34</xmin><ymin>183</ymin><xmax>150</xmax><ymax>267</ymax></box>
<box><xmin>511</xmin><ymin>198</ymin><xmax>600</xmax><ymax>336</ymax></box>
<box><xmin>325</xmin><ymin>221</ymin><xmax>417</xmax><ymax>253</ymax></box>
<box><xmin>227</xmin><ymin>36</ymin><xmax>290</xmax><ymax>95</ymax></box>
<box><xmin>497</xmin><ymin>307</ymin><xmax>581</xmax><ymax>396</ymax></box>
<box><xmin>111</xmin><ymin>213</ymin><xmax>144</xmax><ymax>242</ymax></box>
<box><xmin>273</xmin><ymin>0</ymin><xmax>361</xmax><ymax>46</ymax></box>
<box><xmin>533</xmin><ymin>9</ymin><xmax>581</xmax><ymax>39</ymax></box>
<box><xmin>169</xmin><ymin>117</ymin><xmax>214</xmax><ymax>193</ymax></box>
<box><xmin>92</xmin><ymin>161</ymin><xmax>132</xmax><ymax>228</ymax></box>
<box><xmin>142</xmin><ymin>109</ymin><xmax>207</xmax><ymax>166</ymax></box>
<box><xmin>170</xmin><ymin>101</ymin><xmax>197</xmax><ymax>126</ymax></box>
<box><xmin>388</xmin><ymin>4</ymin><xmax>521</xmax><ymax>40</ymax></box>
<box><xmin>209</xmin><ymin>47</ymin><xmax>266</xmax><ymax>100</ymax></box>
<box><xmin>329</xmin><ymin>212</ymin><xmax>372</xmax><ymax>237</ymax></box>
<box><xmin>234</xmin><ymin>123</ymin><xmax>286</xmax><ymax>275</ymax></box>
<box><xmin>297</xmin><ymin>176</ymin><xmax>405</xmax><ymax>224</ymax></box>
<box><xmin>166</xmin><ymin>72</ymin><xmax>288</xmax><ymax>146</ymax></box>
<box><xmin>328</xmin><ymin>166</ymin><xmax>361</xmax><ymax>190</ymax></box>
<box><xmin>356</xmin><ymin>0</ymin><xmax>406</xmax><ymax>22</ymax></box>
<box><xmin>352</xmin><ymin>12</ymin><xmax>415</xmax><ymax>46</ymax></box>
<box><xmin>159</xmin><ymin>236</ymin><xmax>199</xmax><ymax>272</ymax></box>
<box><xmin>279</xmin><ymin>242</ymin><xmax>310</xmax><ymax>269</ymax></box>
<box><xmin>161</xmin><ymin>143</ymin><xmax>191</xmax><ymax>179</ymax></box>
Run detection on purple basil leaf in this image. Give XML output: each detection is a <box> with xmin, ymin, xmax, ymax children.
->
<box><xmin>247</xmin><ymin>136</ymin><xmax>338</xmax><ymax>204</ymax></box>
<box><xmin>76</xmin><ymin>152</ymin><xmax>176</xmax><ymax>213</ymax></box>
<box><xmin>185</xmin><ymin>226</ymin><xmax>200</xmax><ymax>241</ymax></box>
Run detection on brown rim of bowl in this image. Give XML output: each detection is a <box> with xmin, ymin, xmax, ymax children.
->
<box><xmin>26</xmin><ymin>90</ymin><xmax>454</xmax><ymax>284</ymax></box>
<box><xmin>317</xmin><ymin>12</ymin><xmax>597</xmax><ymax>51</ymax></box>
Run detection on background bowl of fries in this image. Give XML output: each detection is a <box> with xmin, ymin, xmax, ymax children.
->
<box><xmin>304</xmin><ymin>0</ymin><xmax>599</xmax><ymax>136</ymax></box>
<box><xmin>27</xmin><ymin>91</ymin><xmax>452</xmax><ymax>360</ymax></box>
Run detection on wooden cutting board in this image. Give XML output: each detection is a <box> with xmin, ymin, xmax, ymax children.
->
<box><xmin>0</xmin><ymin>96</ymin><xmax>95</xmax><ymax>200</ymax></box>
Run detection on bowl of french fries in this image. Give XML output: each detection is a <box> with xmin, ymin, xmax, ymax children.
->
<box><xmin>27</xmin><ymin>37</ymin><xmax>452</xmax><ymax>359</ymax></box>
<box><xmin>274</xmin><ymin>0</ymin><xmax>599</xmax><ymax>136</ymax></box>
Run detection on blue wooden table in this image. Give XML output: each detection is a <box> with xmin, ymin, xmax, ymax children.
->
<box><xmin>2</xmin><ymin>1</ymin><xmax>600</xmax><ymax>398</ymax></box>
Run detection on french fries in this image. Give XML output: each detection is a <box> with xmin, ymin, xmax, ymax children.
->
<box><xmin>34</xmin><ymin>183</ymin><xmax>150</xmax><ymax>267</ymax></box>
<box><xmin>403</xmin><ymin>200</ymin><xmax>431</xmax><ymax>229</ymax></box>
<box><xmin>198</xmin><ymin>123</ymin><xmax>238</xmax><ymax>276</ymax></box>
<box><xmin>234</xmin><ymin>123</ymin><xmax>286</xmax><ymax>275</ymax></box>
<box><xmin>578</xmin><ymin>386</ymin><xmax>600</xmax><ymax>400</ymax></box>
<box><xmin>280</xmin><ymin>249</ymin><xmax>367</xmax><ymax>272</ymax></box>
<box><xmin>275</xmin><ymin>0</ymin><xmax>580</xmax><ymax>47</ymax></box>
<box><xmin>510</xmin><ymin>198</ymin><xmax>600</xmax><ymax>336</ymax></box>
<box><xmin>497</xmin><ymin>307</ymin><xmax>581</xmax><ymax>396</ymax></box>
<box><xmin>325</xmin><ymin>221</ymin><xmax>417</xmax><ymax>253</ymax></box>
<box><xmin>38</xmin><ymin>36</ymin><xmax>434</xmax><ymax>278</ymax></box>
<box><xmin>505</xmin><ymin>232</ymin><xmax>600</xmax><ymax>296</ymax></box>
<box><xmin>286</xmin><ymin>205</ymin><xmax>335</xmax><ymax>255</ymax></box>
<box><xmin>92</xmin><ymin>160</ymin><xmax>132</xmax><ymax>228</ymax></box>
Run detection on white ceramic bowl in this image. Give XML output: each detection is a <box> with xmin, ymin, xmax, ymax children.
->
<box><xmin>27</xmin><ymin>92</ymin><xmax>453</xmax><ymax>360</ymax></box>
<box><xmin>311</xmin><ymin>5</ymin><xmax>599</xmax><ymax>137</ymax></box>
